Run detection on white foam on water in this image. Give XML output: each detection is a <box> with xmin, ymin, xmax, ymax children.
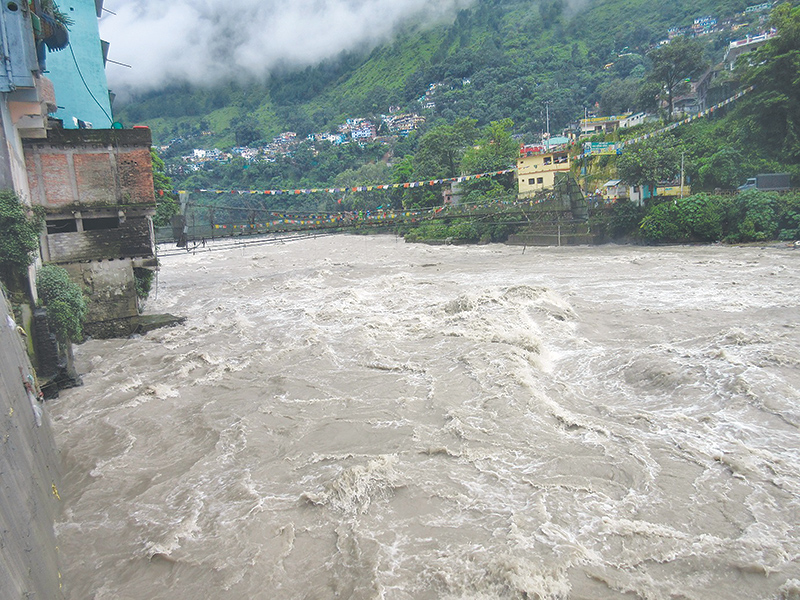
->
<box><xmin>51</xmin><ymin>239</ymin><xmax>800</xmax><ymax>599</ymax></box>
<box><xmin>301</xmin><ymin>454</ymin><xmax>403</xmax><ymax>514</ymax></box>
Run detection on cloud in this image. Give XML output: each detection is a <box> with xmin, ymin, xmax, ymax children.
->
<box><xmin>563</xmin><ymin>0</ymin><xmax>590</xmax><ymax>16</ymax></box>
<box><xmin>100</xmin><ymin>0</ymin><xmax>475</xmax><ymax>95</ymax></box>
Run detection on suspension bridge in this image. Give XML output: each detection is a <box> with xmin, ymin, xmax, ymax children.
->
<box><xmin>158</xmin><ymin>174</ymin><xmax>592</xmax><ymax>248</ymax></box>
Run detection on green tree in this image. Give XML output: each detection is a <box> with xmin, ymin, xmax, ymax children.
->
<box><xmin>334</xmin><ymin>162</ymin><xmax>393</xmax><ymax>209</ymax></box>
<box><xmin>678</xmin><ymin>193</ymin><xmax>725</xmax><ymax>241</ymax></box>
<box><xmin>639</xmin><ymin>201</ymin><xmax>686</xmax><ymax>242</ymax></box>
<box><xmin>695</xmin><ymin>147</ymin><xmax>744</xmax><ymax>190</ymax></box>
<box><xmin>461</xmin><ymin>118</ymin><xmax>518</xmax><ymax>174</ymax></box>
<box><xmin>151</xmin><ymin>150</ymin><xmax>180</xmax><ymax>227</ymax></box>
<box><xmin>739</xmin><ymin>3</ymin><xmax>800</xmax><ymax>161</ymax></box>
<box><xmin>646</xmin><ymin>36</ymin><xmax>708</xmax><ymax>119</ymax></box>
<box><xmin>635</xmin><ymin>80</ymin><xmax>662</xmax><ymax>114</ymax></box>
<box><xmin>414</xmin><ymin>118</ymin><xmax>478</xmax><ymax>179</ymax></box>
<box><xmin>639</xmin><ymin>194</ymin><xmax>726</xmax><ymax>243</ymax></box>
<box><xmin>777</xmin><ymin>192</ymin><xmax>800</xmax><ymax>240</ymax></box>
<box><xmin>460</xmin><ymin>118</ymin><xmax>519</xmax><ymax>201</ymax></box>
<box><xmin>36</xmin><ymin>265</ymin><xmax>87</xmax><ymax>343</ymax></box>
<box><xmin>230</xmin><ymin>115</ymin><xmax>261</xmax><ymax>147</ymax></box>
<box><xmin>725</xmin><ymin>190</ymin><xmax>779</xmax><ymax>242</ymax></box>
<box><xmin>0</xmin><ymin>190</ymin><xmax>43</xmax><ymax>284</ymax></box>
<box><xmin>599</xmin><ymin>78</ymin><xmax>640</xmax><ymax>115</ymax></box>
<box><xmin>609</xmin><ymin>199</ymin><xmax>645</xmax><ymax>239</ymax></box>
<box><xmin>391</xmin><ymin>155</ymin><xmax>420</xmax><ymax>209</ymax></box>
<box><xmin>616</xmin><ymin>136</ymin><xmax>682</xmax><ymax>196</ymax></box>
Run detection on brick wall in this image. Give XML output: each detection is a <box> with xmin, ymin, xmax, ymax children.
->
<box><xmin>30</xmin><ymin>153</ymin><xmax>72</xmax><ymax>206</ymax></box>
<box><xmin>24</xmin><ymin>128</ymin><xmax>155</xmax><ymax>209</ymax></box>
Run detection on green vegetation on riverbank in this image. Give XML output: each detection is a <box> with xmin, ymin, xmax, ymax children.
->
<box><xmin>632</xmin><ymin>190</ymin><xmax>800</xmax><ymax>243</ymax></box>
<box><xmin>396</xmin><ymin>190</ymin><xmax>800</xmax><ymax>245</ymax></box>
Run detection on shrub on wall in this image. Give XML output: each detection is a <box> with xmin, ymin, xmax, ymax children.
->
<box><xmin>36</xmin><ymin>265</ymin><xmax>87</xmax><ymax>343</ymax></box>
<box><xmin>0</xmin><ymin>190</ymin><xmax>43</xmax><ymax>284</ymax></box>
<box><xmin>133</xmin><ymin>267</ymin><xmax>154</xmax><ymax>299</ymax></box>
<box><xmin>609</xmin><ymin>199</ymin><xmax>646</xmax><ymax>239</ymax></box>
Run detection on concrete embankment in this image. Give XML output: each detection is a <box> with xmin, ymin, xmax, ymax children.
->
<box><xmin>0</xmin><ymin>291</ymin><xmax>63</xmax><ymax>599</ymax></box>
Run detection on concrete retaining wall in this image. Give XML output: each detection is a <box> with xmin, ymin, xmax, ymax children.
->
<box><xmin>0</xmin><ymin>291</ymin><xmax>63</xmax><ymax>599</ymax></box>
<box><xmin>63</xmin><ymin>259</ymin><xmax>139</xmax><ymax>339</ymax></box>
<box><xmin>44</xmin><ymin>217</ymin><xmax>155</xmax><ymax>265</ymax></box>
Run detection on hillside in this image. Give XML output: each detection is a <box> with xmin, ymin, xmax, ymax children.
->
<box><xmin>117</xmin><ymin>0</ymin><xmax>767</xmax><ymax>147</ymax></box>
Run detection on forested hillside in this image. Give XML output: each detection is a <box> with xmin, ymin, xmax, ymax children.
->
<box><xmin>119</xmin><ymin>0</ymin><xmax>767</xmax><ymax>146</ymax></box>
<box><xmin>140</xmin><ymin>0</ymin><xmax>800</xmax><ymax>241</ymax></box>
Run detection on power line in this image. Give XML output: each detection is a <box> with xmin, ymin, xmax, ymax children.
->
<box><xmin>67</xmin><ymin>42</ymin><xmax>113</xmax><ymax>126</ymax></box>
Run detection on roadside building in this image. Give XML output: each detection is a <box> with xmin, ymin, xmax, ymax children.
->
<box><xmin>599</xmin><ymin>179</ymin><xmax>690</xmax><ymax>205</ymax></box>
<box><xmin>577</xmin><ymin>112</ymin><xmax>645</xmax><ymax>138</ymax></box>
<box><xmin>656</xmin><ymin>182</ymin><xmax>691</xmax><ymax>197</ymax></box>
<box><xmin>0</xmin><ymin>0</ymin><xmax>159</xmax><ymax>338</ymax></box>
<box><xmin>0</xmin><ymin>0</ymin><xmax>62</xmax><ymax>305</ymax></box>
<box><xmin>599</xmin><ymin>180</ymin><xmax>647</xmax><ymax>204</ymax></box>
<box><xmin>24</xmin><ymin>127</ymin><xmax>157</xmax><ymax>337</ymax></box>
<box><xmin>517</xmin><ymin>143</ymin><xmax>571</xmax><ymax>196</ymax></box>
<box><xmin>672</xmin><ymin>68</ymin><xmax>717</xmax><ymax>115</ymax></box>
<box><xmin>601</xmin><ymin>180</ymin><xmax>629</xmax><ymax>201</ymax></box>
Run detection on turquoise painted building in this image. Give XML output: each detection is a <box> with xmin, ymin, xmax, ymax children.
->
<box><xmin>44</xmin><ymin>0</ymin><xmax>113</xmax><ymax>129</ymax></box>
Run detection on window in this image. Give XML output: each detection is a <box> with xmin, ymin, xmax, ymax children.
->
<box><xmin>528</xmin><ymin>178</ymin><xmax>536</xmax><ymax>185</ymax></box>
<box><xmin>82</xmin><ymin>217</ymin><xmax>120</xmax><ymax>231</ymax></box>
<box><xmin>537</xmin><ymin>177</ymin><xmax>544</xmax><ymax>184</ymax></box>
<box><xmin>47</xmin><ymin>219</ymin><xmax>77</xmax><ymax>234</ymax></box>
<box><xmin>543</xmin><ymin>157</ymin><xmax>552</xmax><ymax>165</ymax></box>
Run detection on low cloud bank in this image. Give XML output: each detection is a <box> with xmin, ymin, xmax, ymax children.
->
<box><xmin>101</xmin><ymin>0</ymin><xmax>476</xmax><ymax>95</ymax></box>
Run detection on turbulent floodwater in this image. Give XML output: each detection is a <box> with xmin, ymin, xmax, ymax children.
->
<box><xmin>51</xmin><ymin>236</ymin><xmax>800</xmax><ymax>600</ymax></box>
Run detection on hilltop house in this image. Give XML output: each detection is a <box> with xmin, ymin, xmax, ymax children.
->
<box><xmin>350</xmin><ymin>121</ymin><xmax>376</xmax><ymax>141</ymax></box>
<box><xmin>692</xmin><ymin>16</ymin><xmax>718</xmax><ymax>35</ymax></box>
<box><xmin>724</xmin><ymin>30</ymin><xmax>778</xmax><ymax>70</ymax></box>
<box><xmin>382</xmin><ymin>113</ymin><xmax>425</xmax><ymax>135</ymax></box>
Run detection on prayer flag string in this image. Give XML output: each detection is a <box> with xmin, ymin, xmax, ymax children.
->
<box><xmin>177</xmin><ymin>169</ymin><xmax>516</xmax><ymax>197</ymax></box>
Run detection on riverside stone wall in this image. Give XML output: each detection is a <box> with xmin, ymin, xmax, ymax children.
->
<box><xmin>0</xmin><ymin>290</ymin><xmax>63</xmax><ymax>599</ymax></box>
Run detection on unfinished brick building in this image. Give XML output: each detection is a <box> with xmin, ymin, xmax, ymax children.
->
<box><xmin>24</xmin><ymin>127</ymin><xmax>157</xmax><ymax>338</ymax></box>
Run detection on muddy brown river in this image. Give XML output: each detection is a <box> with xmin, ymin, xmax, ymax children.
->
<box><xmin>51</xmin><ymin>236</ymin><xmax>800</xmax><ymax>599</ymax></box>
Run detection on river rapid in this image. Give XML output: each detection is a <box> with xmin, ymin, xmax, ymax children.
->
<box><xmin>51</xmin><ymin>236</ymin><xmax>800</xmax><ymax>600</ymax></box>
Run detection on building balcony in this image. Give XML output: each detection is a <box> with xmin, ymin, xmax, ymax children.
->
<box><xmin>8</xmin><ymin>76</ymin><xmax>57</xmax><ymax>139</ymax></box>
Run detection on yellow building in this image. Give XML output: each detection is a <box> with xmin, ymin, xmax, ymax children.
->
<box><xmin>656</xmin><ymin>184</ymin><xmax>692</xmax><ymax>197</ymax></box>
<box><xmin>517</xmin><ymin>145</ymin><xmax>571</xmax><ymax>195</ymax></box>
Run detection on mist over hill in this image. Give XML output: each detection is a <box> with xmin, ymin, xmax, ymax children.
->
<box><xmin>103</xmin><ymin>0</ymin><xmax>477</xmax><ymax>98</ymax></box>
<box><xmin>113</xmin><ymin>0</ymin><xmax>761</xmax><ymax>145</ymax></box>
